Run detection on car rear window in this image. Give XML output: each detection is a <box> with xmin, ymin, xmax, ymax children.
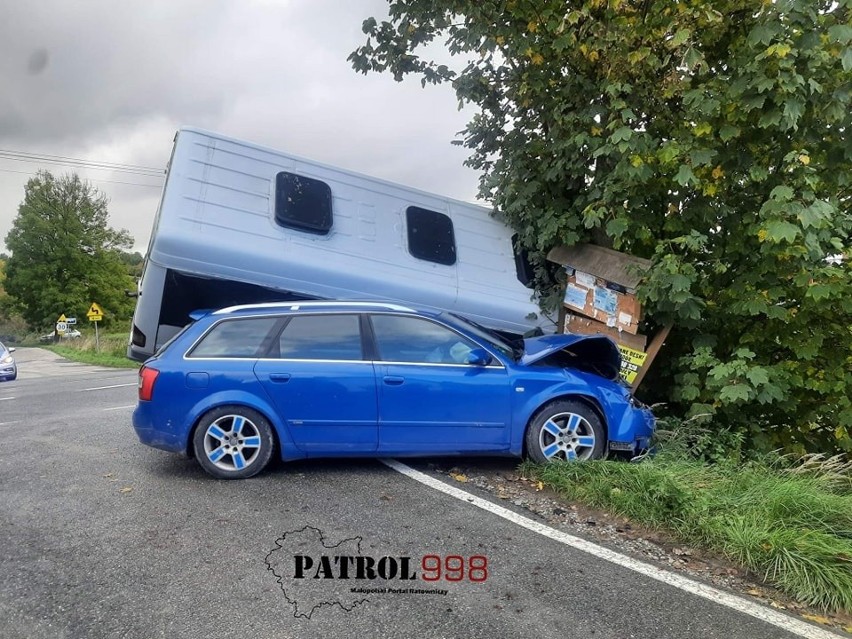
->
<box><xmin>188</xmin><ymin>317</ymin><xmax>279</xmax><ymax>358</ymax></box>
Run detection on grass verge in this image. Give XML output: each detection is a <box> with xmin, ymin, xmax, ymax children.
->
<box><xmin>43</xmin><ymin>334</ymin><xmax>139</xmax><ymax>369</ymax></box>
<box><xmin>520</xmin><ymin>452</ymin><xmax>852</xmax><ymax>613</ymax></box>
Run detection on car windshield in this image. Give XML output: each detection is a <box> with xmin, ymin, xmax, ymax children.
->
<box><xmin>444</xmin><ymin>313</ymin><xmax>518</xmax><ymax>361</ymax></box>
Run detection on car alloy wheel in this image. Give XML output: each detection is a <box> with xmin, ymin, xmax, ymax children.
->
<box><xmin>193</xmin><ymin>406</ymin><xmax>275</xmax><ymax>479</ymax></box>
<box><xmin>526</xmin><ymin>400</ymin><xmax>606</xmax><ymax>463</ymax></box>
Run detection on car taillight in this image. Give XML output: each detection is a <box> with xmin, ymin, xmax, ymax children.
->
<box><xmin>138</xmin><ymin>366</ymin><xmax>159</xmax><ymax>401</ymax></box>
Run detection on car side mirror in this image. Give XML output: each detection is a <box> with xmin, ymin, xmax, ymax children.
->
<box><xmin>466</xmin><ymin>348</ymin><xmax>492</xmax><ymax>366</ymax></box>
<box><xmin>8</xmin><ymin>347</ymin><xmax>15</xmax><ymax>353</ymax></box>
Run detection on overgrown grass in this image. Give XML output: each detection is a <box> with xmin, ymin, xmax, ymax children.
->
<box><xmin>521</xmin><ymin>449</ymin><xmax>852</xmax><ymax>612</ymax></box>
<box><xmin>43</xmin><ymin>334</ymin><xmax>139</xmax><ymax>369</ymax></box>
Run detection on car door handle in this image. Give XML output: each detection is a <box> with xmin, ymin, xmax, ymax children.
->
<box><xmin>268</xmin><ymin>373</ymin><xmax>291</xmax><ymax>383</ymax></box>
<box><xmin>383</xmin><ymin>375</ymin><xmax>405</xmax><ymax>385</ymax></box>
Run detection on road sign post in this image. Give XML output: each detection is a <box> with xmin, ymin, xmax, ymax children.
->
<box><xmin>55</xmin><ymin>314</ymin><xmax>67</xmax><ymax>340</ymax></box>
<box><xmin>86</xmin><ymin>303</ymin><xmax>105</xmax><ymax>352</ymax></box>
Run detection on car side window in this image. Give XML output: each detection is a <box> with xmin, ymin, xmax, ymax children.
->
<box><xmin>276</xmin><ymin>314</ymin><xmax>362</xmax><ymax>360</ymax></box>
<box><xmin>189</xmin><ymin>317</ymin><xmax>279</xmax><ymax>358</ymax></box>
<box><xmin>370</xmin><ymin>315</ymin><xmax>476</xmax><ymax>364</ymax></box>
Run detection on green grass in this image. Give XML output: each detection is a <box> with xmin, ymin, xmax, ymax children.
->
<box><xmin>43</xmin><ymin>334</ymin><xmax>139</xmax><ymax>369</ymax></box>
<box><xmin>521</xmin><ymin>452</ymin><xmax>852</xmax><ymax>612</ymax></box>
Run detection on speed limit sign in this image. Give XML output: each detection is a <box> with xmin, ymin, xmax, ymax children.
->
<box><xmin>56</xmin><ymin>321</ymin><xmax>68</xmax><ymax>332</ymax></box>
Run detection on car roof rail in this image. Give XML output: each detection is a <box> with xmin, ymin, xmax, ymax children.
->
<box><xmin>212</xmin><ymin>301</ymin><xmax>416</xmax><ymax>315</ymax></box>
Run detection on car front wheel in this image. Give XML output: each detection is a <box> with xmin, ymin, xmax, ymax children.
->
<box><xmin>525</xmin><ymin>400</ymin><xmax>606</xmax><ymax>463</ymax></box>
<box><xmin>192</xmin><ymin>406</ymin><xmax>275</xmax><ymax>479</ymax></box>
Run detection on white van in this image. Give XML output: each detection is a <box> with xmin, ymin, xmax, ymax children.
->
<box><xmin>128</xmin><ymin>127</ymin><xmax>552</xmax><ymax>361</ymax></box>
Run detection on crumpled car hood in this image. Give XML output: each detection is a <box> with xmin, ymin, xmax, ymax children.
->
<box><xmin>520</xmin><ymin>334</ymin><xmax>622</xmax><ymax>380</ymax></box>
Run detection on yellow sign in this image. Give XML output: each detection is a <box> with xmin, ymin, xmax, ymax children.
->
<box><xmin>618</xmin><ymin>344</ymin><xmax>648</xmax><ymax>384</ymax></box>
<box><xmin>57</xmin><ymin>313</ymin><xmax>67</xmax><ymax>323</ymax></box>
<box><xmin>87</xmin><ymin>302</ymin><xmax>105</xmax><ymax>322</ymax></box>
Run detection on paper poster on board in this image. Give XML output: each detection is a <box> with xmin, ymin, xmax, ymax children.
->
<box><xmin>574</xmin><ymin>270</ymin><xmax>596</xmax><ymax>289</ymax></box>
<box><xmin>564</xmin><ymin>284</ymin><xmax>589</xmax><ymax>310</ymax></box>
<box><xmin>594</xmin><ymin>286</ymin><xmax>617</xmax><ymax>315</ymax></box>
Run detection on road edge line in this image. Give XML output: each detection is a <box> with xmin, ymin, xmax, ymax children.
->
<box><xmin>382</xmin><ymin>458</ymin><xmax>844</xmax><ymax>639</ymax></box>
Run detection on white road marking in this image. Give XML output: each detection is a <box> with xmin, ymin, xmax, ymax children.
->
<box><xmin>81</xmin><ymin>383</ymin><xmax>137</xmax><ymax>391</ymax></box>
<box><xmin>103</xmin><ymin>404</ymin><xmax>136</xmax><ymax>411</ymax></box>
<box><xmin>382</xmin><ymin>459</ymin><xmax>844</xmax><ymax>639</ymax></box>
<box><xmin>0</xmin><ymin>397</ymin><xmax>15</xmax><ymax>401</ymax></box>
<box><xmin>0</xmin><ymin>421</ymin><xmax>21</xmax><ymax>426</ymax></box>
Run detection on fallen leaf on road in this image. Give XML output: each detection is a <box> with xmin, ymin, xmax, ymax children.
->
<box><xmin>449</xmin><ymin>472</ymin><xmax>468</xmax><ymax>483</ymax></box>
<box><xmin>118</xmin><ymin>486</ymin><xmax>133</xmax><ymax>494</ymax></box>
<box><xmin>746</xmin><ymin>588</ymin><xmax>762</xmax><ymax>597</ymax></box>
<box><xmin>535</xmin><ymin>481</ymin><xmax>544</xmax><ymax>491</ymax></box>
<box><xmin>102</xmin><ymin>473</ymin><xmax>114</xmax><ymax>478</ymax></box>
<box><xmin>801</xmin><ymin>614</ymin><xmax>832</xmax><ymax>625</ymax></box>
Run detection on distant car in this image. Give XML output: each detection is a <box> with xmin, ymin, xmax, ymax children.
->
<box><xmin>62</xmin><ymin>329</ymin><xmax>82</xmax><ymax>339</ymax></box>
<box><xmin>133</xmin><ymin>302</ymin><xmax>655</xmax><ymax>479</ymax></box>
<box><xmin>39</xmin><ymin>333</ymin><xmax>56</xmax><ymax>343</ymax></box>
<box><xmin>0</xmin><ymin>342</ymin><xmax>17</xmax><ymax>381</ymax></box>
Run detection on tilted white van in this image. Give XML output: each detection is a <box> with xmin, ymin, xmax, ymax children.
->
<box><xmin>128</xmin><ymin>127</ymin><xmax>553</xmax><ymax>361</ymax></box>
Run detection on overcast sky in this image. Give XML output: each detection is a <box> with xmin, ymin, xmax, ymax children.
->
<box><xmin>0</xmin><ymin>0</ymin><xmax>479</xmax><ymax>254</ymax></box>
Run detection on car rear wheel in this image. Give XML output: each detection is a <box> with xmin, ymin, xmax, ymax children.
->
<box><xmin>192</xmin><ymin>406</ymin><xmax>275</xmax><ymax>479</ymax></box>
<box><xmin>525</xmin><ymin>400</ymin><xmax>606</xmax><ymax>463</ymax></box>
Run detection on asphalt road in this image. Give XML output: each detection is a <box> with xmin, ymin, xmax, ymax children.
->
<box><xmin>0</xmin><ymin>348</ymin><xmax>838</xmax><ymax>639</ymax></box>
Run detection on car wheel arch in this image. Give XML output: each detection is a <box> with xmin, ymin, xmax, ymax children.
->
<box><xmin>185</xmin><ymin>400</ymin><xmax>283</xmax><ymax>459</ymax></box>
<box><xmin>523</xmin><ymin>393</ymin><xmax>608</xmax><ymax>457</ymax></box>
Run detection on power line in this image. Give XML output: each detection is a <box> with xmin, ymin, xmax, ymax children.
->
<box><xmin>0</xmin><ymin>166</ymin><xmax>163</xmax><ymax>188</ymax></box>
<box><xmin>0</xmin><ymin>148</ymin><xmax>165</xmax><ymax>178</ymax></box>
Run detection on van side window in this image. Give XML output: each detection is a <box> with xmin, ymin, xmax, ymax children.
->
<box><xmin>405</xmin><ymin>206</ymin><xmax>456</xmax><ymax>266</ymax></box>
<box><xmin>274</xmin><ymin>172</ymin><xmax>333</xmax><ymax>235</ymax></box>
<box><xmin>512</xmin><ymin>234</ymin><xmax>536</xmax><ymax>288</ymax></box>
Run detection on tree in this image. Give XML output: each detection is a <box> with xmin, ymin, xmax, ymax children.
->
<box><xmin>5</xmin><ymin>171</ymin><xmax>137</xmax><ymax>329</ymax></box>
<box><xmin>350</xmin><ymin>0</ymin><xmax>852</xmax><ymax>453</ymax></box>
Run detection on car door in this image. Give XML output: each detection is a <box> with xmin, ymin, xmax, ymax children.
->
<box><xmin>368</xmin><ymin>313</ymin><xmax>512</xmax><ymax>453</ymax></box>
<box><xmin>253</xmin><ymin>313</ymin><xmax>378</xmax><ymax>453</ymax></box>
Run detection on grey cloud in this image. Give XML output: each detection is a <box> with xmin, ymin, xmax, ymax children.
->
<box><xmin>0</xmin><ymin>0</ymin><xmax>480</xmax><ymax>253</ymax></box>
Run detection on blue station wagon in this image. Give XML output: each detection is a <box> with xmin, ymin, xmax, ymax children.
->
<box><xmin>133</xmin><ymin>302</ymin><xmax>654</xmax><ymax>479</ymax></box>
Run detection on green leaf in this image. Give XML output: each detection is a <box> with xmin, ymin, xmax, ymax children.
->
<box><xmin>798</xmin><ymin>201</ymin><xmax>834</xmax><ymax>229</ymax></box>
<box><xmin>606</xmin><ymin>217</ymin><xmax>629</xmax><ymax>238</ymax></box>
<box><xmin>748</xmin><ymin>24</ymin><xmax>776</xmax><ymax>46</ymax></box>
<box><xmin>758</xmin><ymin>109</ymin><xmax>782</xmax><ymax>128</ymax></box>
<box><xmin>841</xmin><ymin>47</ymin><xmax>852</xmax><ymax>72</ymax></box>
<box><xmin>675</xmin><ymin>164</ymin><xmax>696</xmax><ymax>187</ymax></box>
<box><xmin>683</xmin><ymin>47</ymin><xmax>704</xmax><ymax>70</ymax></box>
<box><xmin>770</xmin><ymin>185</ymin><xmax>794</xmax><ymax>201</ymax></box>
<box><xmin>689</xmin><ymin>148</ymin><xmax>716</xmax><ymax>166</ymax></box>
<box><xmin>719</xmin><ymin>384</ymin><xmax>752</xmax><ymax>403</ymax></box>
<box><xmin>746</xmin><ymin>368</ymin><xmax>770</xmax><ymax>386</ymax></box>
<box><xmin>765</xmin><ymin>220</ymin><xmax>800</xmax><ymax>243</ymax></box>
<box><xmin>610</xmin><ymin>126</ymin><xmax>633</xmax><ymax>143</ymax></box>
<box><xmin>718</xmin><ymin>124</ymin><xmax>739</xmax><ymax>141</ymax></box>
<box><xmin>782</xmin><ymin>98</ymin><xmax>804</xmax><ymax>129</ymax></box>
<box><xmin>806</xmin><ymin>284</ymin><xmax>833</xmax><ymax>302</ymax></box>
<box><xmin>670</xmin><ymin>29</ymin><xmax>691</xmax><ymax>48</ymax></box>
<box><xmin>827</xmin><ymin>25</ymin><xmax>852</xmax><ymax>44</ymax></box>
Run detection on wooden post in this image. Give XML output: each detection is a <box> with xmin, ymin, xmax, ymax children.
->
<box><xmin>631</xmin><ymin>323</ymin><xmax>673</xmax><ymax>391</ymax></box>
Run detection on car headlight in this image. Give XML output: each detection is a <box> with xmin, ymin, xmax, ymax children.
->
<box><xmin>2</xmin><ymin>356</ymin><xmax>13</xmax><ymax>364</ymax></box>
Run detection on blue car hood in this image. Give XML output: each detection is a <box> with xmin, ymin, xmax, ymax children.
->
<box><xmin>520</xmin><ymin>334</ymin><xmax>622</xmax><ymax>380</ymax></box>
